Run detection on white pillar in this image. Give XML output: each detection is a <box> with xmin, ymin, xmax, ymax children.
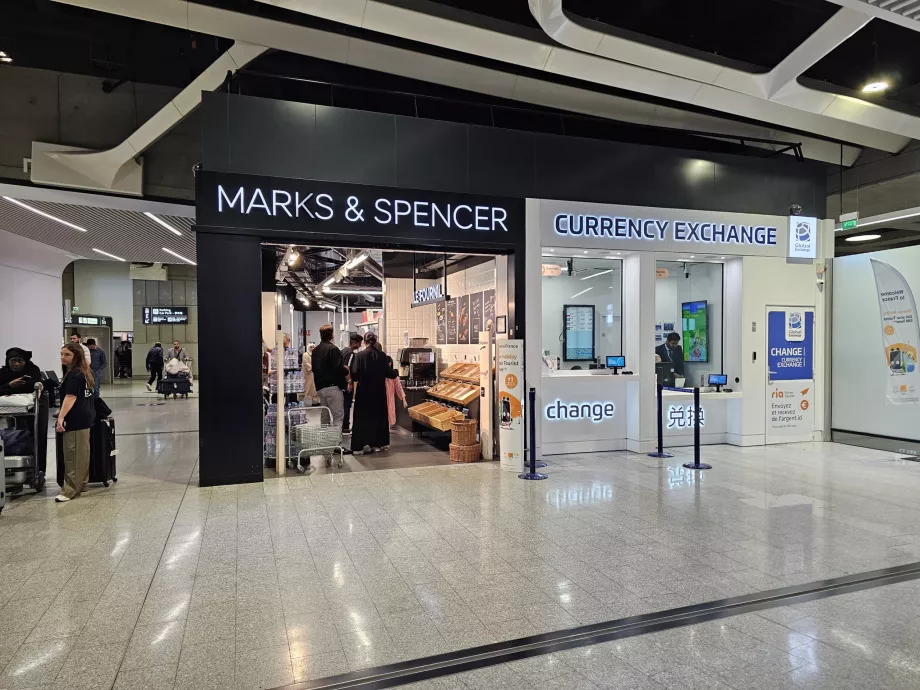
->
<box><xmin>623</xmin><ymin>252</ymin><xmax>657</xmax><ymax>453</ymax></box>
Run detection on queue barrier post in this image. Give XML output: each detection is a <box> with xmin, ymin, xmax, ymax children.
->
<box><xmin>682</xmin><ymin>386</ymin><xmax>712</xmax><ymax>471</ymax></box>
<box><xmin>647</xmin><ymin>383</ymin><xmax>674</xmax><ymax>459</ymax></box>
<box><xmin>519</xmin><ymin>387</ymin><xmax>548</xmax><ymax>481</ymax></box>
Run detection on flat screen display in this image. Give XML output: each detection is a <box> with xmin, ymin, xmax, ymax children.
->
<box><xmin>143</xmin><ymin>306</ymin><xmax>189</xmax><ymax>325</ymax></box>
<box><xmin>708</xmin><ymin>373</ymin><xmax>727</xmax><ymax>386</ymax></box>
<box><xmin>563</xmin><ymin>305</ymin><xmax>595</xmax><ymax>361</ymax></box>
<box><xmin>681</xmin><ymin>300</ymin><xmax>709</xmax><ymax>362</ymax></box>
<box><xmin>606</xmin><ymin>355</ymin><xmax>625</xmax><ymax>368</ymax></box>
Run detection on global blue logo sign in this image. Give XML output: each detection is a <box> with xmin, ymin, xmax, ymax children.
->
<box><xmin>795</xmin><ymin>221</ymin><xmax>811</xmax><ymax>242</ymax></box>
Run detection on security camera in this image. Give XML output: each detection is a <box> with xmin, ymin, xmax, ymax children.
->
<box><xmin>789</xmin><ymin>204</ymin><xmax>803</xmax><ymax>216</ymax></box>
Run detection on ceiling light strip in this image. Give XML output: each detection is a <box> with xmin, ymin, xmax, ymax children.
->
<box><xmin>144</xmin><ymin>212</ymin><xmax>183</xmax><ymax>236</ymax></box>
<box><xmin>163</xmin><ymin>247</ymin><xmax>197</xmax><ymax>265</ymax></box>
<box><xmin>92</xmin><ymin>248</ymin><xmax>125</xmax><ymax>261</ymax></box>
<box><xmin>580</xmin><ymin>269</ymin><xmax>614</xmax><ymax>281</ymax></box>
<box><xmin>3</xmin><ymin>196</ymin><xmax>88</xmax><ymax>232</ymax></box>
<box><xmin>569</xmin><ymin>287</ymin><xmax>593</xmax><ymax>299</ymax></box>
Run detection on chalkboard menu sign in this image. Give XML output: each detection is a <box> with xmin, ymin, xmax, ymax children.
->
<box><xmin>446</xmin><ymin>298</ymin><xmax>458</xmax><ymax>344</ymax></box>
<box><xmin>470</xmin><ymin>293</ymin><xmax>483</xmax><ymax>344</ymax></box>
<box><xmin>483</xmin><ymin>289</ymin><xmax>495</xmax><ymax>332</ymax></box>
<box><xmin>458</xmin><ymin>295</ymin><xmax>470</xmax><ymax>344</ymax></box>
<box><xmin>436</xmin><ymin>301</ymin><xmax>446</xmax><ymax>345</ymax></box>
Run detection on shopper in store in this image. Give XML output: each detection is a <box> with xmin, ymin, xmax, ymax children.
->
<box><xmin>86</xmin><ymin>338</ymin><xmax>107</xmax><ymax>398</ymax></box>
<box><xmin>145</xmin><ymin>341</ymin><xmax>165</xmax><ymax>391</ymax></box>
<box><xmin>350</xmin><ymin>331</ymin><xmax>390</xmax><ymax>454</ymax></box>
<box><xmin>384</xmin><ymin>356</ymin><xmax>407</xmax><ymax>427</ymax></box>
<box><xmin>298</xmin><ymin>342</ymin><xmax>319</xmax><ymax>405</ymax></box>
<box><xmin>340</xmin><ymin>332</ymin><xmax>363</xmax><ymax>433</ymax></box>
<box><xmin>655</xmin><ymin>332</ymin><xmax>685</xmax><ymax>377</ymax></box>
<box><xmin>312</xmin><ymin>324</ymin><xmax>346</xmax><ymax>434</ymax></box>
<box><xmin>55</xmin><ymin>343</ymin><xmax>95</xmax><ymax>502</ymax></box>
<box><xmin>115</xmin><ymin>340</ymin><xmax>132</xmax><ymax>379</ymax></box>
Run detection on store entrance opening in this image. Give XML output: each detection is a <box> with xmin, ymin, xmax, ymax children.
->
<box><xmin>262</xmin><ymin>243</ymin><xmax>504</xmax><ymax>477</ymax></box>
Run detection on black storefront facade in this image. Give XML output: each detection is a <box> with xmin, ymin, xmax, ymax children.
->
<box><xmin>194</xmin><ymin>92</ymin><xmax>826</xmax><ymax>487</ymax></box>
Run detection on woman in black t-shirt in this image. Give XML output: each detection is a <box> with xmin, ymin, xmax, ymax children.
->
<box><xmin>56</xmin><ymin>343</ymin><xmax>96</xmax><ymax>502</ymax></box>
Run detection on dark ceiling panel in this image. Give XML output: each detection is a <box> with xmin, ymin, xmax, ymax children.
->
<box><xmin>562</xmin><ymin>0</ymin><xmax>836</xmax><ymax>70</ymax></box>
<box><xmin>803</xmin><ymin>21</ymin><xmax>920</xmax><ymax>109</ymax></box>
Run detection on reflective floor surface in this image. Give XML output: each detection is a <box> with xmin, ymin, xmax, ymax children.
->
<box><xmin>0</xmin><ymin>384</ymin><xmax>917</xmax><ymax>689</ymax></box>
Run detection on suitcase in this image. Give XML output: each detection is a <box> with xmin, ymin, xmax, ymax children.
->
<box><xmin>158</xmin><ymin>375</ymin><xmax>191</xmax><ymax>398</ymax></box>
<box><xmin>56</xmin><ymin>418</ymin><xmax>117</xmax><ymax>488</ymax></box>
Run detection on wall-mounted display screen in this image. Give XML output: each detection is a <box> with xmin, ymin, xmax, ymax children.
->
<box><xmin>681</xmin><ymin>301</ymin><xmax>709</xmax><ymax>362</ymax></box>
<box><xmin>143</xmin><ymin>306</ymin><xmax>189</xmax><ymax>325</ymax></box>
<box><xmin>563</xmin><ymin>305</ymin><xmax>595</xmax><ymax>361</ymax></box>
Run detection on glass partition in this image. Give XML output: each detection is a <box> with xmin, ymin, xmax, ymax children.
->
<box><xmin>541</xmin><ymin>255</ymin><xmax>623</xmax><ymax>371</ymax></box>
<box><xmin>654</xmin><ymin>260</ymin><xmax>723</xmax><ymax>385</ymax></box>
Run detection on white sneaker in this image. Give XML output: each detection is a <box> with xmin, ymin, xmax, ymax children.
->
<box><xmin>55</xmin><ymin>495</ymin><xmax>70</xmax><ymax>503</ymax></box>
<box><xmin>146</xmin><ymin>383</ymin><xmax>153</xmax><ymax>392</ymax></box>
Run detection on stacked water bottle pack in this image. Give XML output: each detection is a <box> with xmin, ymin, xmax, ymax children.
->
<box><xmin>268</xmin><ymin>371</ymin><xmax>305</xmax><ymax>394</ymax></box>
<box><xmin>264</xmin><ymin>402</ymin><xmax>312</xmax><ymax>458</ymax></box>
<box><xmin>271</xmin><ymin>348</ymin><xmax>301</xmax><ymax>371</ymax></box>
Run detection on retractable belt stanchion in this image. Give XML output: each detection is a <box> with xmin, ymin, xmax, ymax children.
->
<box><xmin>647</xmin><ymin>383</ymin><xmax>674</xmax><ymax>459</ymax></box>
<box><xmin>519</xmin><ymin>387</ymin><xmax>548</xmax><ymax>481</ymax></box>
<box><xmin>682</xmin><ymin>386</ymin><xmax>712</xmax><ymax>471</ymax></box>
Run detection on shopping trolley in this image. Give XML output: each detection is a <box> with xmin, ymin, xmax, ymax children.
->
<box><xmin>291</xmin><ymin>406</ymin><xmax>344</xmax><ymax>471</ymax></box>
<box><xmin>0</xmin><ymin>383</ymin><xmax>47</xmax><ymax>508</ymax></box>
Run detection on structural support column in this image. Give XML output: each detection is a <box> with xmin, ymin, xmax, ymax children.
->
<box><xmin>624</xmin><ymin>252</ymin><xmax>657</xmax><ymax>453</ymax></box>
<box><xmin>197</xmin><ymin>230</ymin><xmax>264</xmax><ymax>486</ymax></box>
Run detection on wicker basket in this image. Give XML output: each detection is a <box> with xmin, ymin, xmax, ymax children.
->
<box><xmin>449</xmin><ymin>442</ymin><xmax>481</xmax><ymax>463</ymax></box>
<box><xmin>450</xmin><ymin>419</ymin><xmax>478</xmax><ymax>446</ymax></box>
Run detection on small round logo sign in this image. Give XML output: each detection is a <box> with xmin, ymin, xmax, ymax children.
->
<box><xmin>800</xmin><ymin>399</ymin><xmax>809</xmax><ymax>411</ymax></box>
<box><xmin>504</xmin><ymin>373</ymin><xmax>518</xmax><ymax>389</ymax></box>
<box><xmin>885</xmin><ymin>325</ymin><xmax>895</xmax><ymax>336</ymax></box>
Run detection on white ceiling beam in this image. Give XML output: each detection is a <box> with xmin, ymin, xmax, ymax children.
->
<box><xmin>825</xmin><ymin>0</ymin><xmax>920</xmax><ymax>30</ymax></box>
<box><xmin>47</xmin><ymin>0</ymin><xmax>870</xmax><ymax>161</ymax></box>
<box><xmin>761</xmin><ymin>8</ymin><xmax>871</xmax><ymax>98</ymax></box>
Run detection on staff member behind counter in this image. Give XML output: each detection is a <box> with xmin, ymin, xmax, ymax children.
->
<box><xmin>655</xmin><ymin>332</ymin><xmax>685</xmax><ymax>376</ymax></box>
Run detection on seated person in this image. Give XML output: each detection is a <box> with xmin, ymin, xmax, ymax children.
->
<box><xmin>0</xmin><ymin>348</ymin><xmax>43</xmax><ymax>396</ymax></box>
<box><xmin>654</xmin><ymin>332</ymin><xmax>685</xmax><ymax>376</ymax></box>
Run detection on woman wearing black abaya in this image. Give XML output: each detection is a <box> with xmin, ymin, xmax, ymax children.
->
<box><xmin>350</xmin><ymin>332</ymin><xmax>390</xmax><ymax>454</ymax></box>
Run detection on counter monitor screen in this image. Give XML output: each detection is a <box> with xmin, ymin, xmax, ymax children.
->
<box><xmin>606</xmin><ymin>356</ymin><xmax>625</xmax><ymax>369</ymax></box>
<box><xmin>708</xmin><ymin>374</ymin><xmax>727</xmax><ymax>386</ymax></box>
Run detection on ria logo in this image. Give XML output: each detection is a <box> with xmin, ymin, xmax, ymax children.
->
<box><xmin>794</xmin><ymin>220</ymin><xmax>811</xmax><ymax>242</ymax></box>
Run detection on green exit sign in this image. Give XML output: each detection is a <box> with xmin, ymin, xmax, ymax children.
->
<box><xmin>841</xmin><ymin>219</ymin><xmax>858</xmax><ymax>230</ymax></box>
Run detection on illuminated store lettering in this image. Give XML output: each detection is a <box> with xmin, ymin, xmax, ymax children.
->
<box><xmin>554</xmin><ymin>212</ymin><xmax>777</xmax><ymax>246</ymax></box>
<box><xmin>666</xmin><ymin>405</ymin><xmax>705</xmax><ymax>429</ymax></box>
<box><xmin>544</xmin><ymin>399</ymin><xmax>616</xmax><ymax>423</ymax></box>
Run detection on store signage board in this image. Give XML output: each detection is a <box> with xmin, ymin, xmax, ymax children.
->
<box><xmin>537</xmin><ymin>199</ymin><xmax>816</xmax><ymax>259</ymax></box>
<box><xmin>412</xmin><ymin>283</ymin><xmax>447</xmax><ymax>308</ymax></box>
<box><xmin>497</xmin><ymin>340</ymin><xmax>524</xmax><ymax>472</ymax></box>
<box><xmin>767</xmin><ymin>310</ymin><xmax>813</xmax><ymax>380</ymax></box>
<box><xmin>197</xmin><ymin>172</ymin><xmax>525</xmax><ymax>246</ymax></box>
<box><xmin>143</xmin><ymin>306</ymin><xmax>189</xmax><ymax>325</ymax></box>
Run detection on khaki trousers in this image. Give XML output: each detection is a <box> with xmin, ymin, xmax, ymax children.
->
<box><xmin>62</xmin><ymin>428</ymin><xmax>90</xmax><ymax>499</ymax></box>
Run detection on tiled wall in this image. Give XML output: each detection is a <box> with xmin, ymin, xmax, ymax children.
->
<box><xmin>132</xmin><ymin>264</ymin><xmax>199</xmax><ymax>375</ymax></box>
<box><xmin>384</xmin><ymin>260</ymin><xmax>496</xmax><ymax>371</ymax></box>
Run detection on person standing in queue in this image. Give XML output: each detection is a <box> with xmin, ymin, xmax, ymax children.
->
<box><xmin>55</xmin><ymin>343</ymin><xmax>95</xmax><ymax>502</ymax></box>
<box><xmin>311</xmin><ymin>325</ymin><xmax>346</xmax><ymax>441</ymax></box>
<box><xmin>655</xmin><ymin>332</ymin><xmax>685</xmax><ymax>377</ymax></box>
<box><xmin>340</xmin><ymin>332</ymin><xmax>363</xmax><ymax>434</ymax></box>
<box><xmin>145</xmin><ymin>342</ymin><xmax>165</xmax><ymax>391</ymax></box>
<box><xmin>86</xmin><ymin>338</ymin><xmax>107</xmax><ymax>398</ymax></box>
<box><xmin>350</xmin><ymin>332</ymin><xmax>390</xmax><ymax>455</ymax></box>
<box><xmin>69</xmin><ymin>332</ymin><xmax>91</xmax><ymax>364</ymax></box>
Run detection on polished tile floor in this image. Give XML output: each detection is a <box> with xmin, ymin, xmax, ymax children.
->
<box><xmin>1</xmin><ymin>382</ymin><xmax>918</xmax><ymax>689</ymax></box>
<box><xmin>421</xmin><ymin>577</ymin><xmax>920</xmax><ymax>689</ymax></box>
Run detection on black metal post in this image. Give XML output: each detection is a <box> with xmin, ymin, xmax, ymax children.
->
<box><xmin>648</xmin><ymin>384</ymin><xmax>674</xmax><ymax>458</ymax></box>
<box><xmin>683</xmin><ymin>387</ymin><xmax>712</xmax><ymax>470</ymax></box>
<box><xmin>519</xmin><ymin>387</ymin><xmax>547</xmax><ymax>480</ymax></box>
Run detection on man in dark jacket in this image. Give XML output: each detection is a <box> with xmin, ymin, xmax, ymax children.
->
<box><xmin>86</xmin><ymin>339</ymin><xmax>107</xmax><ymax>398</ymax></box>
<box><xmin>115</xmin><ymin>340</ymin><xmax>132</xmax><ymax>378</ymax></box>
<box><xmin>340</xmin><ymin>332</ymin><xmax>363</xmax><ymax>433</ymax></box>
<box><xmin>146</xmin><ymin>342</ymin><xmax>164</xmax><ymax>391</ymax></box>
<box><xmin>0</xmin><ymin>348</ymin><xmax>43</xmax><ymax>396</ymax></box>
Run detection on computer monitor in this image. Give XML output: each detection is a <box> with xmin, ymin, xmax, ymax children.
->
<box><xmin>656</xmin><ymin>362</ymin><xmax>676</xmax><ymax>387</ymax></box>
<box><xmin>708</xmin><ymin>373</ymin><xmax>728</xmax><ymax>391</ymax></box>
<box><xmin>606</xmin><ymin>355</ymin><xmax>626</xmax><ymax>373</ymax></box>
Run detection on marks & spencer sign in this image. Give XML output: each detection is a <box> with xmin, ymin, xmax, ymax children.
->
<box><xmin>537</xmin><ymin>198</ymin><xmax>820</xmax><ymax>259</ymax></box>
<box><xmin>196</xmin><ymin>172</ymin><xmax>524</xmax><ymax>246</ymax></box>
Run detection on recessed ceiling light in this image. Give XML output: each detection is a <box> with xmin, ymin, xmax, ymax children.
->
<box><xmin>144</xmin><ymin>212</ymin><xmax>183</xmax><ymax>236</ymax></box>
<box><xmin>92</xmin><ymin>248</ymin><xmax>125</xmax><ymax>261</ymax></box>
<box><xmin>162</xmin><ymin>247</ymin><xmax>196</xmax><ymax>265</ymax></box>
<box><xmin>0</xmin><ymin>57</ymin><xmax>11</xmax><ymax>64</ymax></box>
<box><xmin>844</xmin><ymin>233</ymin><xmax>881</xmax><ymax>242</ymax></box>
<box><xmin>3</xmin><ymin>196</ymin><xmax>87</xmax><ymax>232</ymax></box>
<box><xmin>720</xmin><ymin>256</ymin><xmax>726</xmax><ymax>259</ymax></box>
<box><xmin>0</xmin><ymin>52</ymin><xmax>7</xmax><ymax>58</ymax></box>
<box><xmin>862</xmin><ymin>81</ymin><xmax>889</xmax><ymax>94</ymax></box>
<box><xmin>583</xmin><ymin>250</ymin><xmax>589</xmax><ymax>254</ymax></box>
<box><xmin>689</xmin><ymin>255</ymin><xmax>696</xmax><ymax>259</ymax></box>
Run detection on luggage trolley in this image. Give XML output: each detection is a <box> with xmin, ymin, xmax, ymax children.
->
<box><xmin>0</xmin><ymin>383</ymin><xmax>47</xmax><ymax>511</ymax></box>
<box><xmin>291</xmin><ymin>406</ymin><xmax>344</xmax><ymax>472</ymax></box>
